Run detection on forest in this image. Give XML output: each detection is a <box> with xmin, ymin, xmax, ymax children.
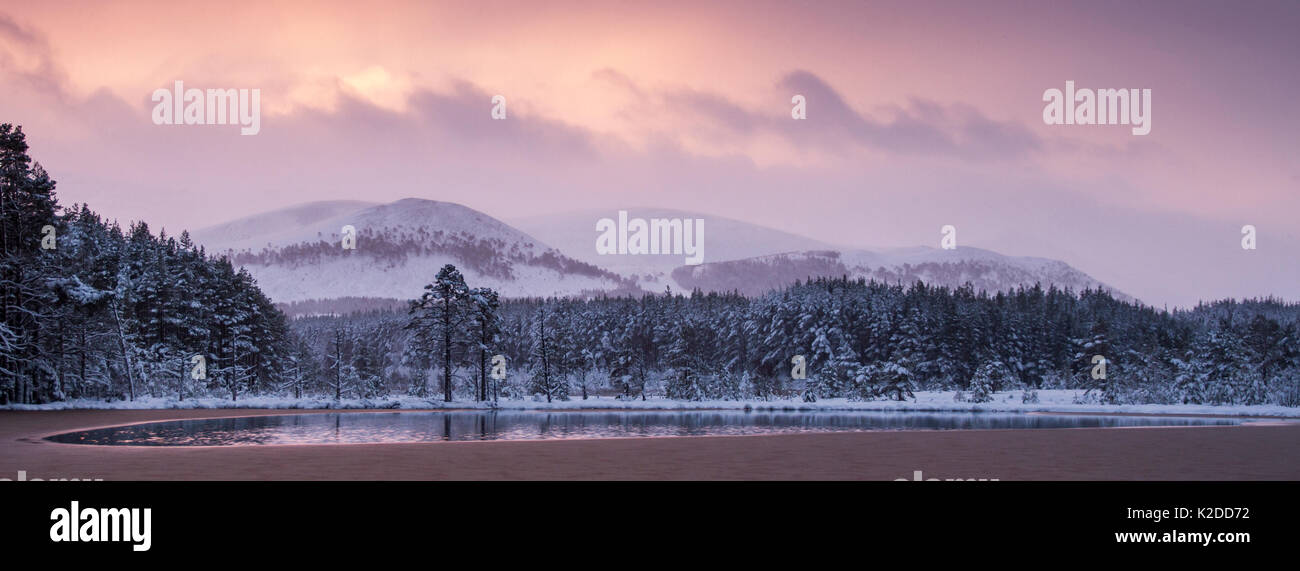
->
<box><xmin>297</xmin><ymin>274</ymin><xmax>1300</xmax><ymax>407</ymax></box>
<box><xmin>0</xmin><ymin>124</ymin><xmax>292</xmax><ymax>404</ymax></box>
<box><xmin>3</xmin><ymin>122</ymin><xmax>1298</xmax><ymax>407</ymax></box>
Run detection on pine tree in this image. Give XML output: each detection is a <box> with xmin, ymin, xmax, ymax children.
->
<box><xmin>967</xmin><ymin>361</ymin><xmax>1011</xmax><ymax>403</ymax></box>
<box><xmin>1</xmin><ymin>124</ymin><xmax>60</xmax><ymax>403</ymax></box>
<box><xmin>407</xmin><ymin>264</ymin><xmax>469</xmax><ymax>401</ymax></box>
<box><xmin>664</xmin><ymin>316</ymin><xmax>704</xmax><ymax>401</ymax></box>
<box><xmin>327</xmin><ymin>326</ymin><xmax>350</xmax><ymax>400</ymax></box>
<box><xmin>467</xmin><ymin>287</ymin><xmax>500</xmax><ymax>402</ymax></box>
<box><xmin>855</xmin><ymin>360</ymin><xmax>915</xmax><ymax>401</ymax></box>
<box><xmin>530</xmin><ymin>304</ymin><xmax>569</xmax><ymax>401</ymax></box>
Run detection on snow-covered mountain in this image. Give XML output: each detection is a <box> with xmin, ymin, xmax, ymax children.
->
<box><xmin>191</xmin><ymin>198</ymin><xmax>632</xmax><ymax>303</ymax></box>
<box><xmin>508</xmin><ymin>208</ymin><xmax>835</xmax><ymax>288</ymax></box>
<box><xmin>671</xmin><ymin>247</ymin><xmax>1133</xmax><ymax>300</ymax></box>
<box><xmin>511</xmin><ymin>209</ymin><xmax>1127</xmax><ymax>300</ymax></box>
<box><xmin>194</xmin><ymin>199</ymin><xmax>1129</xmax><ymax>305</ymax></box>
<box><xmin>188</xmin><ymin>200</ymin><xmax>380</xmax><ymax>252</ymax></box>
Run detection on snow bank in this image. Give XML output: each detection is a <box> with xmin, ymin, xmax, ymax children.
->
<box><xmin>4</xmin><ymin>390</ymin><xmax>1298</xmax><ymax>417</ymax></box>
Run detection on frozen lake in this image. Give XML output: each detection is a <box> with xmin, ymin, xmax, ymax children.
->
<box><xmin>45</xmin><ymin>410</ymin><xmax>1246</xmax><ymax>446</ymax></box>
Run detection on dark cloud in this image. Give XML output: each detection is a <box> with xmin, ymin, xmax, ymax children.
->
<box><xmin>0</xmin><ymin>12</ymin><xmax>72</xmax><ymax>102</ymax></box>
<box><xmin>774</xmin><ymin>69</ymin><xmax>1041</xmax><ymax>159</ymax></box>
<box><xmin>405</xmin><ymin>80</ymin><xmax>599</xmax><ymax>161</ymax></box>
<box><xmin>591</xmin><ymin>68</ymin><xmax>645</xmax><ymax>100</ymax></box>
<box><xmin>642</xmin><ymin>68</ymin><xmax>1044</xmax><ymax>160</ymax></box>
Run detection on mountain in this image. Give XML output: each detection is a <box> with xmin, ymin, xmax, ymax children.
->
<box><xmin>194</xmin><ymin>199</ymin><xmax>1130</xmax><ymax>307</ymax></box>
<box><xmin>188</xmin><ymin>200</ymin><xmax>379</xmax><ymax>252</ymax></box>
<box><xmin>510</xmin><ymin>209</ymin><xmax>1128</xmax><ymax>300</ymax></box>
<box><xmin>191</xmin><ymin>198</ymin><xmax>633</xmax><ymax>304</ymax></box>
<box><xmin>508</xmin><ymin>208</ymin><xmax>835</xmax><ymax>289</ymax></box>
<box><xmin>671</xmin><ymin>247</ymin><xmax>1133</xmax><ymax>300</ymax></box>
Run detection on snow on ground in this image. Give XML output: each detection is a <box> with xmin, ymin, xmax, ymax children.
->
<box><xmin>4</xmin><ymin>390</ymin><xmax>1298</xmax><ymax>417</ymax></box>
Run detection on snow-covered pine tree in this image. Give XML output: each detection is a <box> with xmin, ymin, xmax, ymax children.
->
<box><xmin>0</xmin><ymin>124</ymin><xmax>60</xmax><ymax>404</ymax></box>
<box><xmin>529</xmin><ymin>303</ymin><xmax>569</xmax><ymax>401</ymax></box>
<box><xmin>407</xmin><ymin>264</ymin><xmax>470</xmax><ymax>402</ymax></box>
<box><xmin>664</xmin><ymin>316</ymin><xmax>706</xmax><ymax>401</ymax></box>
<box><xmin>855</xmin><ymin>360</ymin><xmax>915</xmax><ymax>401</ymax></box>
<box><xmin>967</xmin><ymin>360</ymin><xmax>1011</xmax><ymax>403</ymax></box>
<box><xmin>468</xmin><ymin>287</ymin><xmax>501</xmax><ymax>401</ymax></box>
<box><xmin>326</xmin><ymin>326</ymin><xmax>352</xmax><ymax>400</ymax></box>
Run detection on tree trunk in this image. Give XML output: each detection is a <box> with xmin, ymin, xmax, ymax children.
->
<box><xmin>442</xmin><ymin>296</ymin><xmax>452</xmax><ymax>402</ymax></box>
<box><xmin>110</xmin><ymin>305</ymin><xmax>136</xmax><ymax>401</ymax></box>
<box><xmin>478</xmin><ymin>348</ymin><xmax>486</xmax><ymax>401</ymax></box>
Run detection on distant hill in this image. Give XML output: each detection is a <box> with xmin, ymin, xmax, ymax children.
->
<box><xmin>509</xmin><ymin>207</ymin><xmax>835</xmax><ymax>288</ymax></box>
<box><xmin>193</xmin><ymin>198</ymin><xmax>633</xmax><ymax>303</ymax></box>
<box><xmin>671</xmin><ymin>247</ymin><xmax>1133</xmax><ymax>300</ymax></box>
<box><xmin>196</xmin><ymin>199</ymin><xmax>1130</xmax><ymax>305</ymax></box>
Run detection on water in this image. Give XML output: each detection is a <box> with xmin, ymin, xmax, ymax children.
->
<box><xmin>45</xmin><ymin>410</ymin><xmax>1246</xmax><ymax>446</ymax></box>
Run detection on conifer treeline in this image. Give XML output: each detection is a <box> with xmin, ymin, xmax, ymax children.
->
<box><xmin>0</xmin><ymin>124</ymin><xmax>294</xmax><ymax>404</ymax></box>
<box><xmin>298</xmin><ymin>276</ymin><xmax>1300</xmax><ymax>407</ymax></box>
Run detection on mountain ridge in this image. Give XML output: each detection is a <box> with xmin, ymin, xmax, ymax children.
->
<box><xmin>193</xmin><ymin>198</ymin><xmax>1132</xmax><ymax>304</ymax></box>
<box><xmin>192</xmin><ymin>198</ymin><xmax>633</xmax><ymax>303</ymax></box>
<box><xmin>671</xmin><ymin>248</ymin><xmax>1133</xmax><ymax>301</ymax></box>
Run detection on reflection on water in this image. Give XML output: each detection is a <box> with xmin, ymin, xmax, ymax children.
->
<box><xmin>45</xmin><ymin>410</ymin><xmax>1246</xmax><ymax>446</ymax></box>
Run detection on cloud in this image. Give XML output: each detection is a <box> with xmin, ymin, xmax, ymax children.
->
<box><xmin>0</xmin><ymin>12</ymin><xmax>71</xmax><ymax>102</ymax></box>
<box><xmin>774</xmin><ymin>70</ymin><xmax>1043</xmax><ymax>159</ymax></box>
<box><xmin>591</xmin><ymin>68</ymin><xmax>645</xmax><ymax>100</ymax></box>
<box><xmin>613</xmin><ymin>68</ymin><xmax>1045</xmax><ymax>161</ymax></box>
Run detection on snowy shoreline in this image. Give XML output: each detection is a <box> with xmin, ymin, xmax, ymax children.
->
<box><xmin>4</xmin><ymin>390</ymin><xmax>1298</xmax><ymax>418</ymax></box>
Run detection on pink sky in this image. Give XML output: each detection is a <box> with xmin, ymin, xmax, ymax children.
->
<box><xmin>1</xmin><ymin>0</ymin><xmax>1296</xmax><ymax>307</ymax></box>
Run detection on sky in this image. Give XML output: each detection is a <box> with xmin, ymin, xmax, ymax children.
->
<box><xmin>0</xmin><ymin>0</ymin><xmax>1296</xmax><ymax>308</ymax></box>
